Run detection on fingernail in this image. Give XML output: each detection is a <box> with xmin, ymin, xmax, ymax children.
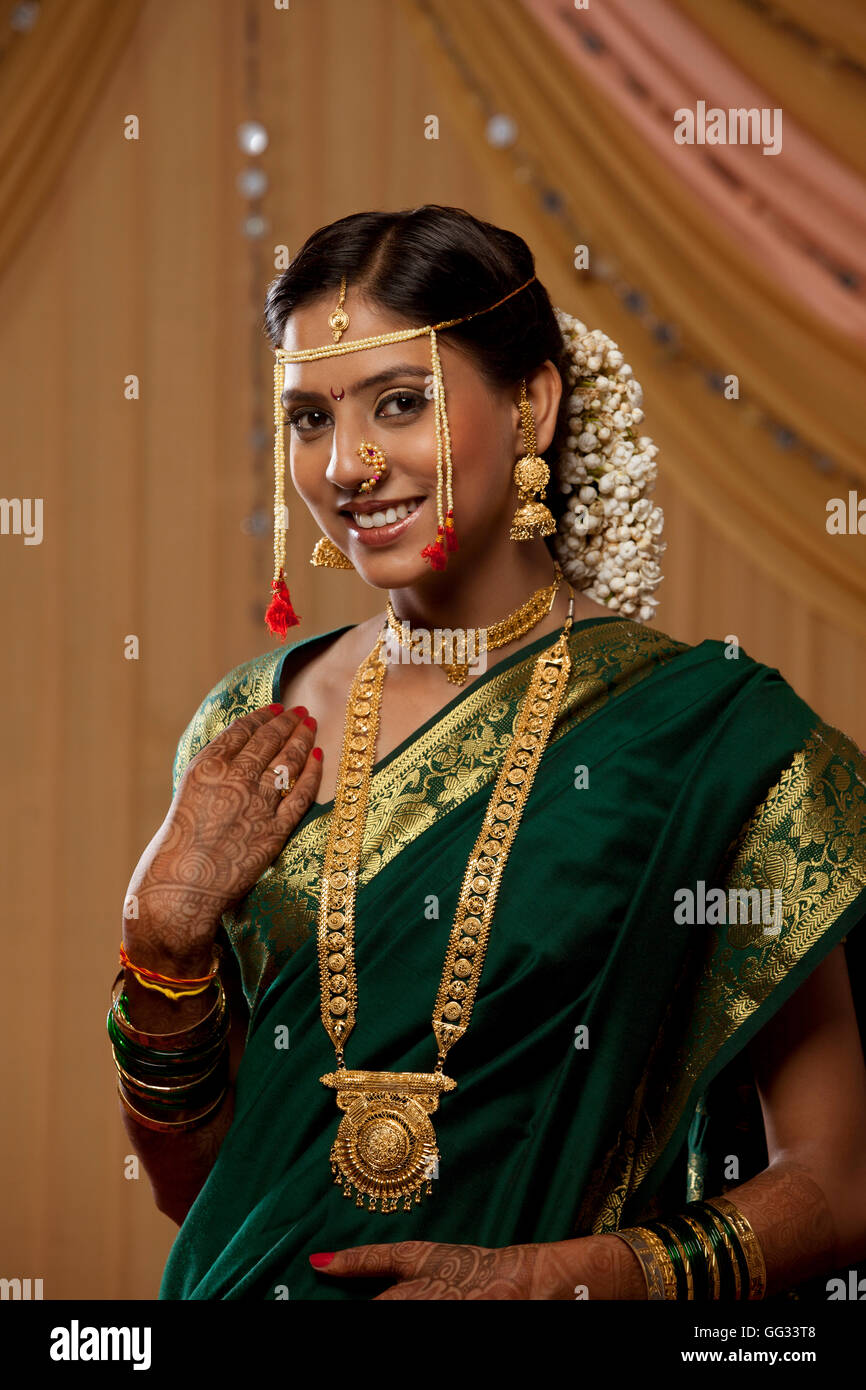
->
<box><xmin>289</xmin><ymin>705</ymin><xmax>308</xmax><ymax>718</ymax></box>
<box><xmin>302</xmin><ymin>715</ymin><xmax>317</xmax><ymax>729</ymax></box>
<box><xmin>268</xmin><ymin>703</ymin><xmax>283</xmax><ymax>713</ymax></box>
<box><xmin>309</xmin><ymin>1252</ymin><xmax>335</xmax><ymax>1268</ymax></box>
<box><xmin>312</xmin><ymin>747</ymin><xmax>323</xmax><ymax>761</ymax></box>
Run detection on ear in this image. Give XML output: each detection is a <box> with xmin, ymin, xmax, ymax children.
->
<box><xmin>513</xmin><ymin>361</ymin><xmax>563</xmax><ymax>457</ymax></box>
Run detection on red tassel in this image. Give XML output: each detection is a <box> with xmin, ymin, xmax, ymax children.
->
<box><xmin>444</xmin><ymin>509</ymin><xmax>458</xmax><ymax>552</ymax></box>
<box><xmin>421</xmin><ymin>517</ymin><xmax>448</xmax><ymax>570</ymax></box>
<box><xmin>420</xmin><ymin>537</ymin><xmax>447</xmax><ymax>570</ymax></box>
<box><xmin>265</xmin><ymin>569</ymin><xmax>301</xmax><ymax>637</ymax></box>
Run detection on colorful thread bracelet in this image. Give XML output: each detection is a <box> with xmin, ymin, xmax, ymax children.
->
<box><xmin>110</xmin><ymin>971</ymin><xmax>226</xmax><ymax>1050</ymax></box>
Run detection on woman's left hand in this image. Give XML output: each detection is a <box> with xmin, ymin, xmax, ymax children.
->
<box><xmin>308</xmin><ymin>1236</ymin><xmax>644</xmax><ymax>1300</ymax></box>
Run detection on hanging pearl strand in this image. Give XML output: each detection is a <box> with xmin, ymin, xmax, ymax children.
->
<box><xmin>264</xmin><ymin>355</ymin><xmax>301</xmax><ymax>636</ymax></box>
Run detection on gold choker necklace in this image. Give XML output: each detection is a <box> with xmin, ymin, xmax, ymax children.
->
<box><xmin>384</xmin><ymin>562</ymin><xmax>564</xmax><ymax>685</ymax></box>
<box><xmin>318</xmin><ymin>574</ymin><xmax>576</xmax><ymax>1211</ymax></box>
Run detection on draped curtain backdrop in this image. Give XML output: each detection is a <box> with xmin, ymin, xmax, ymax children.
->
<box><xmin>0</xmin><ymin>0</ymin><xmax>863</xmax><ymax>1299</ymax></box>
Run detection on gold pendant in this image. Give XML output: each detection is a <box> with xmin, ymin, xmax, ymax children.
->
<box><xmin>320</xmin><ymin>1070</ymin><xmax>456</xmax><ymax>1211</ymax></box>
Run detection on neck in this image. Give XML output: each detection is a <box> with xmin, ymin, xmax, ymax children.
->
<box><xmin>387</xmin><ymin>539</ymin><xmax>559</xmax><ymax>631</ymax></box>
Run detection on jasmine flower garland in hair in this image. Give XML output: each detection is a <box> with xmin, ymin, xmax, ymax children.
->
<box><xmin>552</xmin><ymin>308</ymin><xmax>665</xmax><ymax>624</ymax></box>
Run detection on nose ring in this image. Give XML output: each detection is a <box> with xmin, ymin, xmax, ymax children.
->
<box><xmin>355</xmin><ymin>440</ymin><xmax>388</xmax><ymax>494</ymax></box>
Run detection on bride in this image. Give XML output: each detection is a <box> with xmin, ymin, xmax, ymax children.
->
<box><xmin>111</xmin><ymin>205</ymin><xmax>866</xmax><ymax>1302</ymax></box>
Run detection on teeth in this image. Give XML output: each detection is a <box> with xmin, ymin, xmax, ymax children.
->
<box><xmin>352</xmin><ymin>499</ymin><xmax>420</xmax><ymax>528</ymax></box>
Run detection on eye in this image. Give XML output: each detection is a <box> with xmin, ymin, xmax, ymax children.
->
<box><xmin>284</xmin><ymin>408</ymin><xmax>331</xmax><ymax>436</ymax></box>
<box><xmin>376</xmin><ymin>390</ymin><xmax>425</xmax><ymax>420</ymax></box>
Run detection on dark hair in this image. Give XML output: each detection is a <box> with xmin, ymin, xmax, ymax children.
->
<box><xmin>262</xmin><ymin>205</ymin><xmax>571</xmax><ymax>544</ymax></box>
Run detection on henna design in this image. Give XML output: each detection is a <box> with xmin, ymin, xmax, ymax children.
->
<box><xmin>722</xmin><ymin>1160</ymin><xmax>840</xmax><ymax>1296</ymax></box>
<box><xmin>318</xmin><ymin>1236</ymin><xmax>642</xmax><ymax>1301</ymax></box>
<box><xmin>123</xmin><ymin>707</ymin><xmax>322</xmax><ymax>968</ymax></box>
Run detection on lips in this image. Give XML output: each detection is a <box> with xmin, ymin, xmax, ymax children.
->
<box><xmin>341</xmin><ymin>497</ymin><xmax>426</xmax><ymax>546</ymax></box>
<box><xmin>340</xmin><ymin>497</ymin><xmax>423</xmax><ymax>529</ymax></box>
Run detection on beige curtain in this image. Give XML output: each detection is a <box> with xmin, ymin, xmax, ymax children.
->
<box><xmin>399</xmin><ymin>0</ymin><xmax>866</xmax><ymax>646</ymax></box>
<box><xmin>0</xmin><ymin>0</ymin><xmax>863</xmax><ymax>1300</ymax></box>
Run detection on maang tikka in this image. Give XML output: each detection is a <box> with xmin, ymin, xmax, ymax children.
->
<box><xmin>265</xmin><ymin>272</ymin><xmax>539</xmax><ymax>636</ymax></box>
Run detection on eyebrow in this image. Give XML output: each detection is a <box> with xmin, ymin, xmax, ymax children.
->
<box><xmin>280</xmin><ymin>362</ymin><xmax>430</xmax><ymax>410</ymax></box>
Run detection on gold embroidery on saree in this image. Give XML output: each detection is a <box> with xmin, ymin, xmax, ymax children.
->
<box><xmin>171</xmin><ymin>621</ymin><xmax>688</xmax><ymax>1010</ymax></box>
<box><xmin>578</xmin><ymin>719</ymin><xmax>866</xmax><ymax>1235</ymax></box>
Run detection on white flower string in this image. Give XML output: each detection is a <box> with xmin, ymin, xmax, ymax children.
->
<box><xmin>551</xmin><ymin>307</ymin><xmax>665</xmax><ymax>623</ymax></box>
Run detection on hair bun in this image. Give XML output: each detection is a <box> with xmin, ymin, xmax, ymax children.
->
<box><xmin>552</xmin><ymin>308</ymin><xmax>665</xmax><ymax>623</ymax></box>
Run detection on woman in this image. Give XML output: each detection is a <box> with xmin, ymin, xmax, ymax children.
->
<box><xmin>113</xmin><ymin>206</ymin><xmax>866</xmax><ymax>1302</ymax></box>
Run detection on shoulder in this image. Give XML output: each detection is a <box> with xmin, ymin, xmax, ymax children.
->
<box><xmin>170</xmin><ymin>626</ymin><xmax>353</xmax><ymax>794</ymax></box>
<box><xmin>171</xmin><ymin>648</ymin><xmax>283</xmax><ymax>795</ymax></box>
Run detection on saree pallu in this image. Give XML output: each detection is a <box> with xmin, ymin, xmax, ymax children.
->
<box><xmin>159</xmin><ymin>616</ymin><xmax>866</xmax><ymax>1300</ymax></box>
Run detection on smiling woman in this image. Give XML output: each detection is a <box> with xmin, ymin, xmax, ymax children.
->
<box><xmin>113</xmin><ymin>206</ymin><xmax>866</xmax><ymax>1303</ymax></box>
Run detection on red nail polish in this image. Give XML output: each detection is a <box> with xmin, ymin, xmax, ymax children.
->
<box><xmin>312</xmin><ymin>747</ymin><xmax>323</xmax><ymax>761</ymax></box>
<box><xmin>302</xmin><ymin>715</ymin><xmax>317</xmax><ymax>729</ymax></box>
<box><xmin>268</xmin><ymin>703</ymin><xmax>283</xmax><ymax>713</ymax></box>
<box><xmin>289</xmin><ymin>705</ymin><xmax>308</xmax><ymax>718</ymax></box>
<box><xmin>309</xmin><ymin>1252</ymin><xmax>335</xmax><ymax>1268</ymax></box>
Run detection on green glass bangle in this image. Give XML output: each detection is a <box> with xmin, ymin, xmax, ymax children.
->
<box><xmin>107</xmin><ymin>1000</ymin><xmax>229</xmax><ymax>1050</ymax></box>
<box><xmin>107</xmin><ymin>1023</ymin><xmax>226</xmax><ymax>1073</ymax></box>
<box><xmin>117</xmin><ymin>1078</ymin><xmax>229</xmax><ymax>1131</ymax></box>
<box><xmin>114</xmin><ymin>1052</ymin><xmax>229</xmax><ymax>1111</ymax></box>
<box><xmin>665</xmin><ymin>1214</ymin><xmax>710</xmax><ymax>1301</ymax></box>
<box><xmin>108</xmin><ymin>1033</ymin><xmax>226</xmax><ymax>1086</ymax></box>
<box><xmin>107</xmin><ymin>1009</ymin><xmax>228</xmax><ymax>1073</ymax></box>
<box><xmin>112</xmin><ymin>1045</ymin><xmax>230</xmax><ymax>1100</ymax></box>
<box><xmin>646</xmin><ymin>1220</ymin><xmax>688</xmax><ymax>1299</ymax></box>
<box><xmin>686</xmin><ymin>1202</ymin><xmax>736</xmax><ymax>1300</ymax></box>
<box><xmin>699</xmin><ymin>1200</ymin><xmax>751</xmax><ymax>1298</ymax></box>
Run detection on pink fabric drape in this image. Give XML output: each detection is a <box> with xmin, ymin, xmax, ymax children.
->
<box><xmin>523</xmin><ymin>0</ymin><xmax>866</xmax><ymax>344</ymax></box>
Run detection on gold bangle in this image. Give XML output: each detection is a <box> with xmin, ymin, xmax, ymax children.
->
<box><xmin>681</xmin><ymin>1213</ymin><xmax>720</xmax><ymax>1300</ymax></box>
<box><xmin>116</xmin><ymin>1080</ymin><xmax>228</xmax><ymax>1133</ymax></box>
<box><xmin>612</xmin><ymin>1226</ymin><xmax>678</xmax><ymax>1301</ymax></box>
<box><xmin>700</xmin><ymin>1203</ymin><xmax>743</xmax><ymax>1300</ymax></box>
<box><xmin>653</xmin><ymin>1220</ymin><xmax>694</xmax><ymax>1300</ymax></box>
<box><xmin>704</xmin><ymin>1196</ymin><xmax>767</xmax><ymax>1300</ymax></box>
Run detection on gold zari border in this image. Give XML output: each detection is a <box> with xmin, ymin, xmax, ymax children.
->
<box><xmin>577</xmin><ymin>718</ymin><xmax>866</xmax><ymax>1235</ymax></box>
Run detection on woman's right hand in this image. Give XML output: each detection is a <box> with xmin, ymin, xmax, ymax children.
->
<box><xmin>123</xmin><ymin>704</ymin><xmax>322</xmax><ymax>972</ymax></box>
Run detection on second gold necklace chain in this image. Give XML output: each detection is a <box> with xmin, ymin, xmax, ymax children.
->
<box><xmin>385</xmin><ymin>561</ymin><xmax>565</xmax><ymax>684</ymax></box>
<box><xmin>317</xmin><ymin>571</ymin><xmax>576</xmax><ymax>1211</ymax></box>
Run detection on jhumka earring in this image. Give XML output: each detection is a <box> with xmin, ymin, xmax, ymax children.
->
<box><xmin>509</xmin><ymin>379</ymin><xmax>556</xmax><ymax>542</ymax></box>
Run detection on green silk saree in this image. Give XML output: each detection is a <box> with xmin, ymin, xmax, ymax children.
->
<box><xmin>159</xmin><ymin>616</ymin><xmax>866</xmax><ymax>1300</ymax></box>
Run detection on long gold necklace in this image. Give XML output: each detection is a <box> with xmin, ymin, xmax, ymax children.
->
<box><xmin>385</xmin><ymin>562</ymin><xmax>565</xmax><ymax>685</ymax></box>
<box><xmin>317</xmin><ymin>574</ymin><xmax>576</xmax><ymax>1211</ymax></box>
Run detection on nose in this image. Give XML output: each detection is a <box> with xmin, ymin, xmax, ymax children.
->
<box><xmin>324</xmin><ymin>422</ymin><xmax>385</xmax><ymax>496</ymax></box>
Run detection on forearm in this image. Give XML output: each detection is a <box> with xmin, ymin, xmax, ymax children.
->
<box><xmin>113</xmin><ymin>926</ymin><xmax>242</xmax><ymax>1226</ymax></box>
<box><xmin>556</xmin><ymin>1154</ymin><xmax>866</xmax><ymax>1300</ymax></box>
<box><xmin>717</xmin><ymin>1155</ymin><xmax>865</xmax><ymax>1296</ymax></box>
